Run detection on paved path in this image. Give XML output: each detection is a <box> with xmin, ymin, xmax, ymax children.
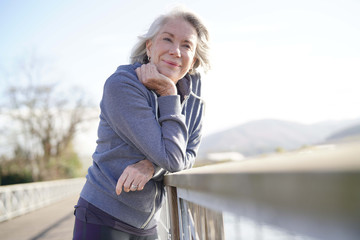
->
<box><xmin>0</xmin><ymin>194</ymin><xmax>79</xmax><ymax>240</ymax></box>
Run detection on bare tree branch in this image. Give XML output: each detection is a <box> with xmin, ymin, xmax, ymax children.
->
<box><xmin>1</xmin><ymin>55</ymin><xmax>97</xmax><ymax>181</ymax></box>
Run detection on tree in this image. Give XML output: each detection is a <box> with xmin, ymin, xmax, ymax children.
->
<box><xmin>0</xmin><ymin>55</ymin><xmax>96</xmax><ymax>181</ymax></box>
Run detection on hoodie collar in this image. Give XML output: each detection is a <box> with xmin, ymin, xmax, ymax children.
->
<box><xmin>176</xmin><ymin>74</ymin><xmax>192</xmax><ymax>103</ymax></box>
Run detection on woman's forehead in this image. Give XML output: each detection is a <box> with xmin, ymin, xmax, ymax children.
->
<box><xmin>158</xmin><ymin>18</ymin><xmax>197</xmax><ymax>42</ymax></box>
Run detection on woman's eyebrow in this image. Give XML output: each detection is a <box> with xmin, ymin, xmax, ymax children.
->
<box><xmin>184</xmin><ymin>39</ymin><xmax>195</xmax><ymax>45</ymax></box>
<box><xmin>161</xmin><ymin>32</ymin><xmax>195</xmax><ymax>44</ymax></box>
<box><xmin>161</xmin><ymin>32</ymin><xmax>175</xmax><ymax>37</ymax></box>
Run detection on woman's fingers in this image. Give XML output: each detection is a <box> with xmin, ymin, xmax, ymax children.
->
<box><xmin>136</xmin><ymin>178</ymin><xmax>148</xmax><ymax>191</ymax></box>
<box><xmin>136</xmin><ymin>64</ymin><xmax>176</xmax><ymax>96</ymax></box>
<box><xmin>123</xmin><ymin>176</ymin><xmax>133</xmax><ymax>192</ymax></box>
<box><xmin>124</xmin><ymin>173</ymin><xmax>148</xmax><ymax>192</ymax></box>
<box><xmin>116</xmin><ymin>172</ymin><xmax>128</xmax><ymax>195</ymax></box>
<box><xmin>116</xmin><ymin>159</ymin><xmax>155</xmax><ymax>195</ymax></box>
<box><xmin>136</xmin><ymin>64</ymin><xmax>157</xmax><ymax>85</ymax></box>
<box><xmin>116</xmin><ymin>169</ymin><xmax>142</xmax><ymax>194</ymax></box>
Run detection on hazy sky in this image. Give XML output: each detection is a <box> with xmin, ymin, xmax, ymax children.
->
<box><xmin>1</xmin><ymin>0</ymin><xmax>360</xmax><ymax>135</ymax></box>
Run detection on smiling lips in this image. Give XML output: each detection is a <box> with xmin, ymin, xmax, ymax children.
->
<box><xmin>163</xmin><ymin>60</ymin><xmax>181</xmax><ymax>67</ymax></box>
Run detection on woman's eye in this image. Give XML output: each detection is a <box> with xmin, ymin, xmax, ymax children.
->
<box><xmin>163</xmin><ymin>37</ymin><xmax>172</xmax><ymax>42</ymax></box>
<box><xmin>182</xmin><ymin>44</ymin><xmax>192</xmax><ymax>50</ymax></box>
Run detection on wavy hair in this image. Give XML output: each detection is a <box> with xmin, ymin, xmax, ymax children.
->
<box><xmin>130</xmin><ymin>8</ymin><xmax>211</xmax><ymax>74</ymax></box>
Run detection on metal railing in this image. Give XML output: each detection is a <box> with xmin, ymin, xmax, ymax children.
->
<box><xmin>0</xmin><ymin>177</ymin><xmax>85</xmax><ymax>222</ymax></box>
<box><xmin>162</xmin><ymin>142</ymin><xmax>360</xmax><ymax>240</ymax></box>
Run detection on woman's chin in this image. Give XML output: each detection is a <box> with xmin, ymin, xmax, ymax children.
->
<box><xmin>158</xmin><ymin>69</ymin><xmax>179</xmax><ymax>83</ymax></box>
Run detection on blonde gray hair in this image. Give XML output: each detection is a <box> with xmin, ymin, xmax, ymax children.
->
<box><xmin>130</xmin><ymin>8</ymin><xmax>211</xmax><ymax>74</ymax></box>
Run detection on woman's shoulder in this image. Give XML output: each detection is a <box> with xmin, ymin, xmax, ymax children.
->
<box><xmin>115</xmin><ymin>62</ymin><xmax>141</xmax><ymax>74</ymax></box>
<box><xmin>113</xmin><ymin>62</ymin><xmax>141</xmax><ymax>80</ymax></box>
<box><xmin>105</xmin><ymin>63</ymin><xmax>143</xmax><ymax>88</ymax></box>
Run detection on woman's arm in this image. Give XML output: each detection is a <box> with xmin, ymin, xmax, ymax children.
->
<box><xmin>135</xmin><ymin>63</ymin><xmax>204</xmax><ymax>172</ymax></box>
<box><xmin>111</xmin><ymin>65</ymin><xmax>203</xmax><ymax>194</ymax></box>
<box><xmin>102</xmin><ymin>69</ymin><xmax>188</xmax><ymax>172</ymax></box>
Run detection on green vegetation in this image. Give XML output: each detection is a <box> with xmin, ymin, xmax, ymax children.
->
<box><xmin>0</xmin><ymin>142</ymin><xmax>83</xmax><ymax>185</ymax></box>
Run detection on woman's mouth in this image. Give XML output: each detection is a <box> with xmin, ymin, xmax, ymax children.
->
<box><xmin>163</xmin><ymin>60</ymin><xmax>180</xmax><ymax>67</ymax></box>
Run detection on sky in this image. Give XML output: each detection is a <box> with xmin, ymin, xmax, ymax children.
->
<box><xmin>1</xmin><ymin>0</ymin><xmax>360</xmax><ymax>137</ymax></box>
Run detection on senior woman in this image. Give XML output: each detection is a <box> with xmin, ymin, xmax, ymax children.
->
<box><xmin>73</xmin><ymin>7</ymin><xmax>210</xmax><ymax>240</ymax></box>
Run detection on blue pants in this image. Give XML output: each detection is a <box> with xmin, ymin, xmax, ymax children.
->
<box><xmin>73</xmin><ymin>218</ymin><xmax>159</xmax><ymax>240</ymax></box>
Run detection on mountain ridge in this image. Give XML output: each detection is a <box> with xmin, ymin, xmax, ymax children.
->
<box><xmin>198</xmin><ymin>118</ymin><xmax>360</xmax><ymax>159</ymax></box>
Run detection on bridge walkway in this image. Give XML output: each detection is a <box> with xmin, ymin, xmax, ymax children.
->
<box><xmin>0</xmin><ymin>194</ymin><xmax>78</xmax><ymax>240</ymax></box>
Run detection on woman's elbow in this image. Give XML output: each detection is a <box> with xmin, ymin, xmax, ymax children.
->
<box><xmin>165</xmin><ymin>159</ymin><xmax>185</xmax><ymax>173</ymax></box>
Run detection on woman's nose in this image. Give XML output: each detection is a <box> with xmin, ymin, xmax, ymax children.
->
<box><xmin>169</xmin><ymin>45</ymin><xmax>181</xmax><ymax>57</ymax></box>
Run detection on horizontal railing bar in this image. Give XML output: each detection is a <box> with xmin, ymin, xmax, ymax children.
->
<box><xmin>164</xmin><ymin>143</ymin><xmax>360</xmax><ymax>209</ymax></box>
<box><xmin>0</xmin><ymin>178</ymin><xmax>85</xmax><ymax>222</ymax></box>
<box><xmin>0</xmin><ymin>178</ymin><xmax>85</xmax><ymax>191</ymax></box>
<box><xmin>164</xmin><ymin>142</ymin><xmax>360</xmax><ymax>240</ymax></box>
<box><xmin>166</xmin><ymin>143</ymin><xmax>360</xmax><ymax>178</ymax></box>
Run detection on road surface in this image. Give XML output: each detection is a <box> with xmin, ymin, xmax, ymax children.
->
<box><xmin>0</xmin><ymin>194</ymin><xmax>79</xmax><ymax>240</ymax></box>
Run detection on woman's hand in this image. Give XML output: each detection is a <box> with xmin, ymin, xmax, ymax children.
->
<box><xmin>116</xmin><ymin>159</ymin><xmax>155</xmax><ymax>195</ymax></box>
<box><xmin>136</xmin><ymin>63</ymin><xmax>177</xmax><ymax>96</ymax></box>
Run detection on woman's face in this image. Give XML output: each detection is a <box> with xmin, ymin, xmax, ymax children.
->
<box><xmin>146</xmin><ymin>18</ymin><xmax>198</xmax><ymax>83</ymax></box>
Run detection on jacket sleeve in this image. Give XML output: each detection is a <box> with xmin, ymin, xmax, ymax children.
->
<box><xmin>101</xmin><ymin>71</ymin><xmax>190</xmax><ymax>172</ymax></box>
<box><xmin>151</xmin><ymin>102</ymin><xmax>204</xmax><ymax>180</ymax></box>
<box><xmin>183</xmin><ymin>73</ymin><xmax>205</xmax><ymax>170</ymax></box>
<box><xmin>184</xmin><ymin>107</ymin><xmax>203</xmax><ymax>170</ymax></box>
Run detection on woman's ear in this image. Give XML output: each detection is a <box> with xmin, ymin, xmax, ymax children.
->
<box><xmin>191</xmin><ymin>57</ymin><xmax>197</xmax><ymax>69</ymax></box>
<box><xmin>146</xmin><ymin>40</ymin><xmax>152</xmax><ymax>58</ymax></box>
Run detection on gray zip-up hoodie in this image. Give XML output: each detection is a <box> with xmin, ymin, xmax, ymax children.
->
<box><xmin>80</xmin><ymin>62</ymin><xmax>204</xmax><ymax>229</ymax></box>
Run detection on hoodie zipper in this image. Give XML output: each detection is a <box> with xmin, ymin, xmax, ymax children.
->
<box><xmin>141</xmin><ymin>181</ymin><xmax>158</xmax><ymax>228</ymax></box>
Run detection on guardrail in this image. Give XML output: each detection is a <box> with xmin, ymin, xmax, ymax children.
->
<box><xmin>162</xmin><ymin>142</ymin><xmax>360</xmax><ymax>240</ymax></box>
<box><xmin>0</xmin><ymin>177</ymin><xmax>85</xmax><ymax>222</ymax></box>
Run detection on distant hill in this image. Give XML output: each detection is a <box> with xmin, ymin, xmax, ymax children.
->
<box><xmin>198</xmin><ymin>118</ymin><xmax>360</xmax><ymax>159</ymax></box>
<box><xmin>325</xmin><ymin>124</ymin><xmax>360</xmax><ymax>142</ymax></box>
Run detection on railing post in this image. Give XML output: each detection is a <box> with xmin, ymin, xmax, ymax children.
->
<box><xmin>179</xmin><ymin>199</ymin><xmax>190</xmax><ymax>239</ymax></box>
<box><xmin>166</xmin><ymin>186</ymin><xmax>180</xmax><ymax>240</ymax></box>
<box><xmin>5</xmin><ymin>189</ymin><xmax>11</xmax><ymax>220</ymax></box>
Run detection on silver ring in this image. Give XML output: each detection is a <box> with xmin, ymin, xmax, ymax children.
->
<box><xmin>130</xmin><ymin>184</ymin><xmax>138</xmax><ymax>190</ymax></box>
